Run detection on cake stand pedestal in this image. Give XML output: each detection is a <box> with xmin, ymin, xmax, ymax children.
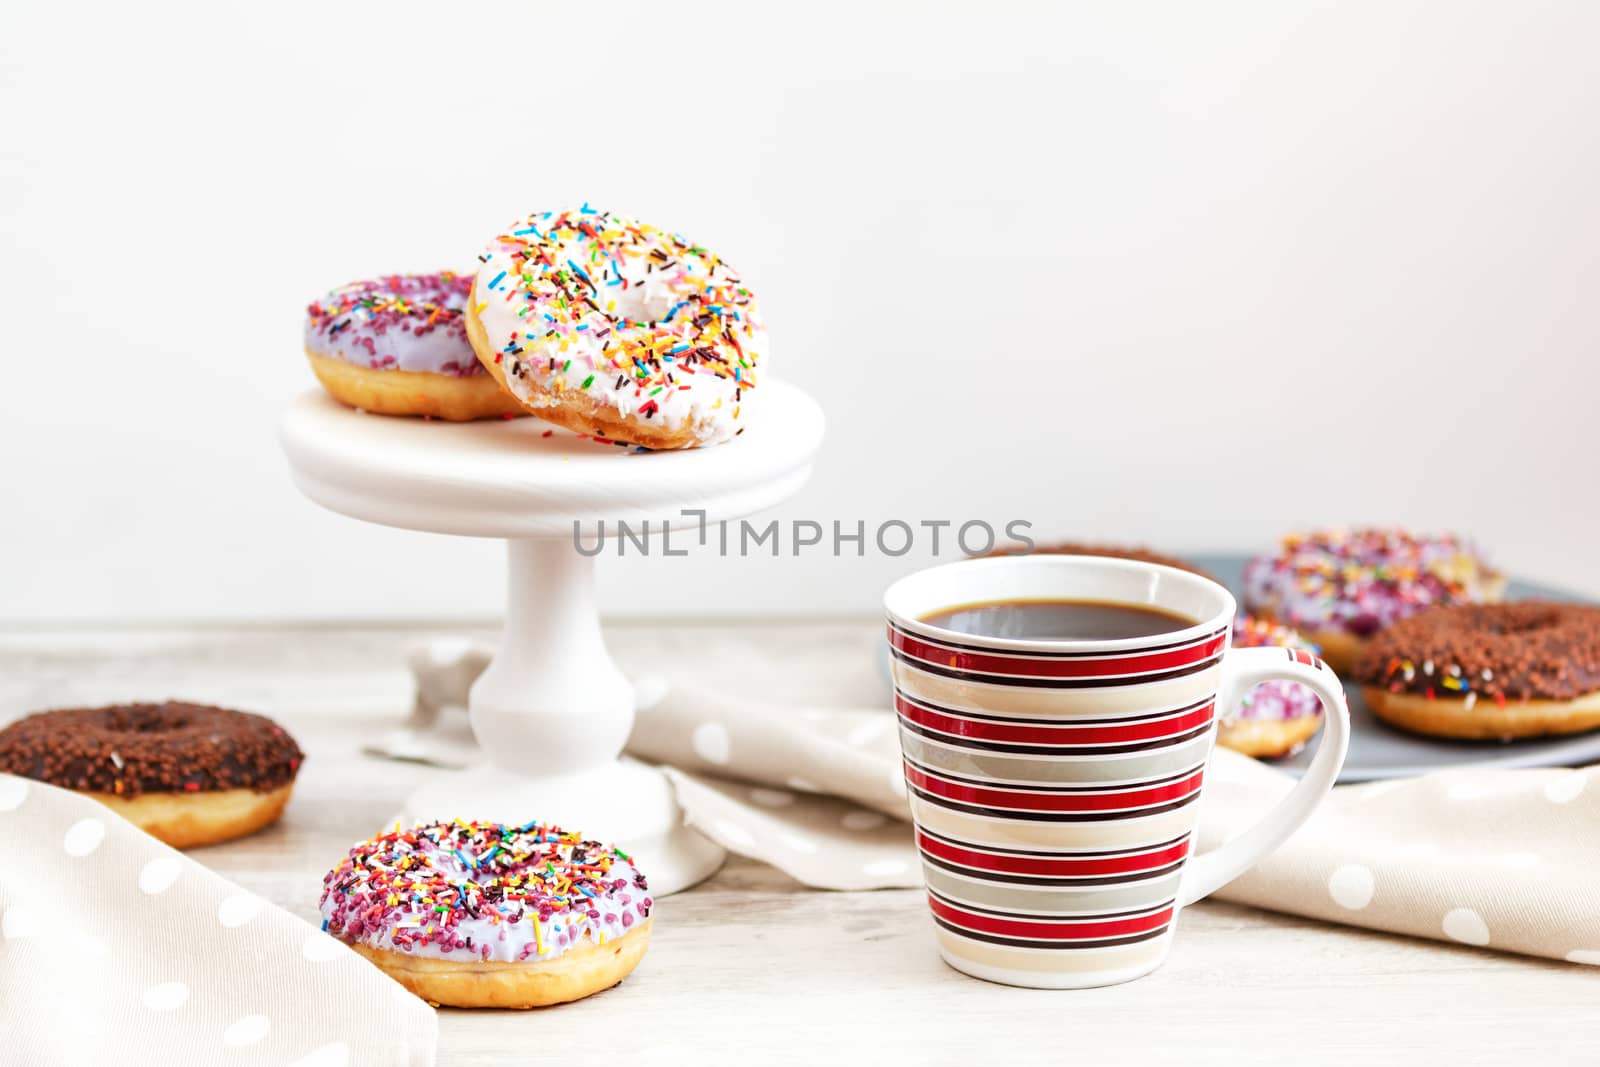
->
<box><xmin>279</xmin><ymin>381</ymin><xmax>825</xmax><ymax>894</ymax></box>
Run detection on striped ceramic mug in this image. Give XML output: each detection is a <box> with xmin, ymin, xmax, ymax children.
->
<box><xmin>885</xmin><ymin>554</ymin><xmax>1349</xmax><ymax>989</ymax></box>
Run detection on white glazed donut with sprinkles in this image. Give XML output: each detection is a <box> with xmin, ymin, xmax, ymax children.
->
<box><xmin>466</xmin><ymin>206</ymin><xmax>766</xmax><ymax>449</ymax></box>
<box><xmin>318</xmin><ymin>819</ymin><xmax>653</xmax><ymax>1008</ymax></box>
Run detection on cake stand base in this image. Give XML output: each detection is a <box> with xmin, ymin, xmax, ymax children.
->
<box><xmin>281</xmin><ymin>381</ymin><xmax>824</xmax><ymax>898</ymax></box>
<box><xmin>395</xmin><ymin>758</ymin><xmax>724</xmax><ymax>895</ymax></box>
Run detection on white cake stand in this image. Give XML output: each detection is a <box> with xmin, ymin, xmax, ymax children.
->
<box><xmin>279</xmin><ymin>381</ymin><xmax>825</xmax><ymax>894</ymax></box>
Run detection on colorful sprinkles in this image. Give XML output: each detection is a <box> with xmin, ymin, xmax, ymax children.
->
<box><xmin>1355</xmin><ymin>602</ymin><xmax>1600</xmax><ymax>705</ymax></box>
<box><xmin>319</xmin><ymin>820</ymin><xmax>651</xmax><ymax>964</ymax></box>
<box><xmin>1242</xmin><ymin>529</ymin><xmax>1500</xmax><ymax>637</ymax></box>
<box><xmin>305</xmin><ymin>271</ymin><xmax>482</xmax><ymax>377</ymax></box>
<box><xmin>474</xmin><ymin>208</ymin><xmax>764</xmax><ymax>444</ymax></box>
<box><xmin>1229</xmin><ymin>615</ymin><xmax>1326</xmax><ymax>722</ymax></box>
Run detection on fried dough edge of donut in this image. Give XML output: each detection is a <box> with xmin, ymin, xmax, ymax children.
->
<box><xmin>351</xmin><ymin>918</ymin><xmax>652</xmax><ymax>1009</ymax></box>
<box><xmin>306</xmin><ymin>350</ymin><xmax>525</xmax><ymax>422</ymax></box>
<box><xmin>1363</xmin><ymin>686</ymin><xmax>1600</xmax><ymax>740</ymax></box>
<box><xmin>1216</xmin><ymin>714</ymin><xmax>1324</xmax><ymax>759</ymax></box>
<box><xmin>84</xmin><ymin>782</ymin><xmax>294</xmax><ymax>849</ymax></box>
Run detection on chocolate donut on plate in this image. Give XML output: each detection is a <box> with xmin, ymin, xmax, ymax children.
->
<box><xmin>0</xmin><ymin>702</ymin><xmax>303</xmax><ymax>848</ymax></box>
<box><xmin>1355</xmin><ymin>602</ymin><xmax>1600</xmax><ymax>740</ymax></box>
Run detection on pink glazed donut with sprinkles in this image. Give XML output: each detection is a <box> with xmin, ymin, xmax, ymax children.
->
<box><xmin>466</xmin><ymin>206</ymin><xmax>766</xmax><ymax>449</ymax></box>
<box><xmin>1217</xmin><ymin>615</ymin><xmax>1330</xmax><ymax>759</ymax></box>
<box><xmin>319</xmin><ymin>820</ymin><xmax>652</xmax><ymax>1008</ymax></box>
<box><xmin>1241</xmin><ymin>528</ymin><xmax>1505</xmax><ymax>675</ymax></box>
<box><xmin>304</xmin><ymin>271</ymin><xmax>524</xmax><ymax>421</ymax></box>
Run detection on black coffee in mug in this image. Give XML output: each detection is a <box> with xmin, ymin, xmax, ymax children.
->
<box><xmin>921</xmin><ymin>598</ymin><xmax>1196</xmax><ymax>641</ymax></box>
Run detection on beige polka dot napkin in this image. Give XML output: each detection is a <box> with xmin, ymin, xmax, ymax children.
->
<box><xmin>628</xmin><ymin>681</ymin><xmax>1600</xmax><ymax>965</ymax></box>
<box><xmin>406</xmin><ymin>648</ymin><xmax>1600</xmax><ymax>966</ymax></box>
<box><xmin>1197</xmin><ymin>753</ymin><xmax>1600</xmax><ymax>963</ymax></box>
<box><xmin>0</xmin><ymin>774</ymin><xmax>437</xmax><ymax>1067</ymax></box>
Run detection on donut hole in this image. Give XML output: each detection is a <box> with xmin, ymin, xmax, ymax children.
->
<box><xmin>605</xmin><ymin>278</ymin><xmax>680</xmax><ymax>326</ymax></box>
<box><xmin>104</xmin><ymin>705</ymin><xmax>187</xmax><ymax>734</ymax></box>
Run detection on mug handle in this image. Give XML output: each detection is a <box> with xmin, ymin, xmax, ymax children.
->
<box><xmin>1177</xmin><ymin>646</ymin><xmax>1351</xmax><ymax>906</ymax></box>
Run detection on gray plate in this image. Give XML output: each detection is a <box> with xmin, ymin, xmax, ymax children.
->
<box><xmin>879</xmin><ymin>553</ymin><xmax>1600</xmax><ymax>783</ymax></box>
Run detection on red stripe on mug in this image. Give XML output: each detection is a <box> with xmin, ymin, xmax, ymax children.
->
<box><xmin>904</xmin><ymin>762</ymin><xmax>1205</xmax><ymax>813</ymax></box>
<box><xmin>888</xmin><ymin>627</ymin><xmax>1226</xmax><ymax>680</ymax></box>
<box><xmin>929</xmin><ymin>895</ymin><xmax>1175</xmax><ymax>942</ymax></box>
<box><xmin>916</xmin><ymin>831</ymin><xmax>1191</xmax><ymax>878</ymax></box>
<box><xmin>896</xmin><ymin>693</ymin><xmax>1214</xmax><ymax>747</ymax></box>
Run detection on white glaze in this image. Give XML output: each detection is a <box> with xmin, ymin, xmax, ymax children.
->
<box><xmin>319</xmin><ymin>822</ymin><xmax>652</xmax><ymax>964</ymax></box>
<box><xmin>475</xmin><ymin>208</ymin><xmax>766</xmax><ymax>444</ymax></box>
<box><xmin>305</xmin><ymin>272</ymin><xmax>481</xmax><ymax>377</ymax></box>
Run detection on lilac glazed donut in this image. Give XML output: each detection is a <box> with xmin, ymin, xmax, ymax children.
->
<box><xmin>1218</xmin><ymin>615</ymin><xmax>1330</xmax><ymax>759</ymax></box>
<box><xmin>303</xmin><ymin>271</ymin><xmax>523</xmax><ymax>421</ymax></box>
<box><xmin>1242</xmin><ymin>528</ymin><xmax>1504</xmax><ymax>674</ymax></box>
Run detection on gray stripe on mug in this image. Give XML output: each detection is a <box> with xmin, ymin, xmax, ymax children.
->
<box><xmin>922</xmin><ymin>863</ymin><xmax>1186</xmax><ymax>915</ymax></box>
<box><xmin>898</xmin><ymin>726</ymin><xmax>1213</xmax><ymax>787</ymax></box>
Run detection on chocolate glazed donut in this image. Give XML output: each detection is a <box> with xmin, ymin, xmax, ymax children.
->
<box><xmin>1355</xmin><ymin>602</ymin><xmax>1600</xmax><ymax>740</ymax></box>
<box><xmin>0</xmin><ymin>702</ymin><xmax>304</xmax><ymax>848</ymax></box>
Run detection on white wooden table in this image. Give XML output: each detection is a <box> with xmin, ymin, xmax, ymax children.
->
<box><xmin>4</xmin><ymin>621</ymin><xmax>1597</xmax><ymax>1065</ymax></box>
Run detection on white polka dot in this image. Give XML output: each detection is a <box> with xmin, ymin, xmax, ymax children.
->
<box><xmin>847</xmin><ymin>719</ymin><xmax>890</xmax><ymax>746</ymax></box>
<box><xmin>786</xmin><ymin>777</ymin><xmax>820</xmax><ymax>793</ymax></box>
<box><xmin>842</xmin><ymin>810</ymin><xmax>888</xmax><ymax>832</ymax></box>
<box><xmin>1442</xmin><ymin>907</ymin><xmax>1490</xmax><ymax>946</ymax></box>
<box><xmin>63</xmin><ymin>817</ymin><xmax>105</xmax><ymax>857</ymax></box>
<box><xmin>779</xmin><ymin>832</ymin><xmax>820</xmax><ymax>854</ymax></box>
<box><xmin>1565</xmin><ymin>949</ymin><xmax>1600</xmax><ymax>966</ymax></box>
<box><xmin>1327</xmin><ymin>865</ymin><xmax>1375</xmax><ymax>910</ymax></box>
<box><xmin>749</xmin><ymin>788</ymin><xmax>794</xmax><ymax>808</ymax></box>
<box><xmin>0</xmin><ymin>777</ymin><xmax>28</xmax><ymax>811</ymax></box>
<box><xmin>1545</xmin><ymin>772</ymin><xmax>1587</xmax><ymax>804</ymax></box>
<box><xmin>222</xmin><ymin>1013</ymin><xmax>271</xmax><ymax>1047</ymax></box>
<box><xmin>691</xmin><ymin>722</ymin><xmax>731</xmax><ymax>765</ymax></box>
<box><xmin>1499</xmin><ymin>851</ymin><xmax>1541</xmax><ymax>870</ymax></box>
<box><xmin>288</xmin><ymin>1041</ymin><xmax>350</xmax><ymax>1067</ymax></box>
<box><xmin>217</xmin><ymin>893</ymin><xmax>263</xmax><ymax>928</ymax></box>
<box><xmin>863</xmin><ymin>858</ymin><xmax>909</xmax><ymax>877</ymax></box>
<box><xmin>139</xmin><ymin>856</ymin><xmax>181</xmax><ymax>895</ymax></box>
<box><xmin>142</xmin><ymin>981</ymin><xmax>189</xmax><ymax>1012</ymax></box>
<box><xmin>302</xmin><ymin>932</ymin><xmax>347</xmax><ymax>963</ymax></box>
<box><xmin>710</xmin><ymin>818</ymin><xmax>756</xmax><ymax>849</ymax></box>
<box><xmin>2</xmin><ymin>904</ymin><xmax>42</xmax><ymax>940</ymax></box>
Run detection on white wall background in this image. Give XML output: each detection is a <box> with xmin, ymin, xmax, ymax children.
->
<box><xmin>2</xmin><ymin>1</ymin><xmax>1597</xmax><ymax>622</ymax></box>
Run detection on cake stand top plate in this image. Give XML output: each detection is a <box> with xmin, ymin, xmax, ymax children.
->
<box><xmin>279</xmin><ymin>380</ymin><xmax>824</xmax><ymax>539</ymax></box>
